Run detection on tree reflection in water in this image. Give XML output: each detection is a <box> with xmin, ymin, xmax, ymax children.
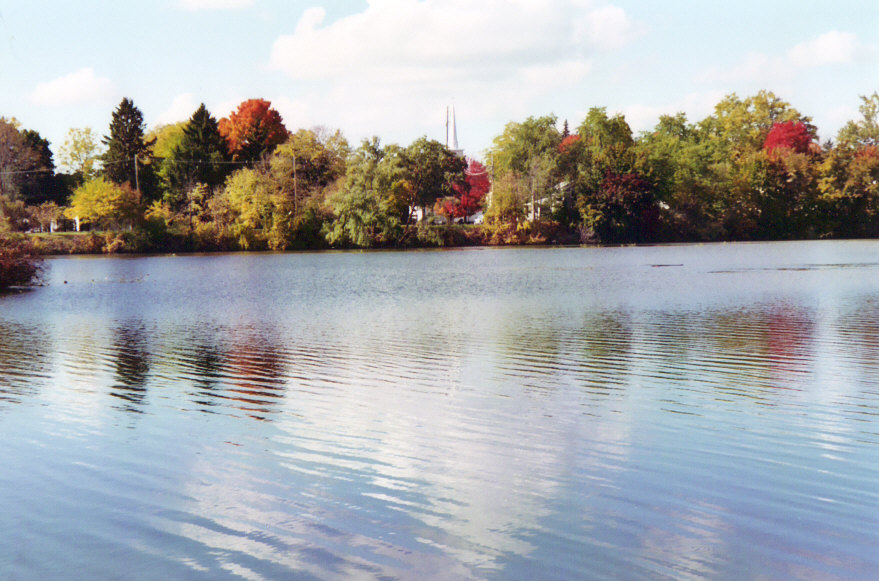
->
<box><xmin>0</xmin><ymin>322</ymin><xmax>50</xmax><ymax>406</ymax></box>
<box><xmin>109</xmin><ymin>322</ymin><xmax>151</xmax><ymax>413</ymax></box>
<box><xmin>218</xmin><ymin>327</ymin><xmax>289</xmax><ymax>421</ymax></box>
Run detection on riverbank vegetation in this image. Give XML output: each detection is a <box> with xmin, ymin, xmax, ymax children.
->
<box><xmin>1</xmin><ymin>90</ymin><xmax>878</xmax><ymax>254</ymax></box>
<box><xmin>0</xmin><ymin>234</ymin><xmax>43</xmax><ymax>289</ymax></box>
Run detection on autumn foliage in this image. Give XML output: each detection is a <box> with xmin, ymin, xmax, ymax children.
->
<box><xmin>559</xmin><ymin>134</ymin><xmax>581</xmax><ymax>153</ymax></box>
<box><xmin>218</xmin><ymin>99</ymin><xmax>289</xmax><ymax>162</ymax></box>
<box><xmin>461</xmin><ymin>160</ymin><xmax>490</xmax><ymax>216</ymax></box>
<box><xmin>439</xmin><ymin>159</ymin><xmax>491</xmax><ymax>220</ymax></box>
<box><xmin>0</xmin><ymin>236</ymin><xmax>43</xmax><ymax>289</ymax></box>
<box><xmin>763</xmin><ymin>121</ymin><xmax>815</xmax><ymax>158</ymax></box>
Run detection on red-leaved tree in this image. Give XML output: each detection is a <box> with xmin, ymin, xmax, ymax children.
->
<box><xmin>763</xmin><ymin>121</ymin><xmax>815</xmax><ymax>159</ymax></box>
<box><xmin>438</xmin><ymin>159</ymin><xmax>492</xmax><ymax>222</ymax></box>
<box><xmin>218</xmin><ymin>99</ymin><xmax>289</xmax><ymax>163</ymax></box>
<box><xmin>459</xmin><ymin>159</ymin><xmax>490</xmax><ymax>218</ymax></box>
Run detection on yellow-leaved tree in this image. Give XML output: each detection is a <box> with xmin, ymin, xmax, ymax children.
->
<box><xmin>65</xmin><ymin>177</ymin><xmax>142</xmax><ymax>231</ymax></box>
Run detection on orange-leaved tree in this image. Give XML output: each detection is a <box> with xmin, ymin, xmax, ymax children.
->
<box><xmin>218</xmin><ymin>99</ymin><xmax>288</xmax><ymax>163</ymax></box>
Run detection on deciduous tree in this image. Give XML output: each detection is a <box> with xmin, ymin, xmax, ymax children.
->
<box><xmin>836</xmin><ymin>92</ymin><xmax>879</xmax><ymax>150</ymax></box>
<box><xmin>325</xmin><ymin>138</ymin><xmax>409</xmax><ymax>247</ymax></box>
<box><xmin>0</xmin><ymin>118</ymin><xmax>39</xmax><ymax>200</ymax></box>
<box><xmin>403</xmin><ymin>137</ymin><xmax>467</xmax><ymax>222</ymax></box>
<box><xmin>58</xmin><ymin>127</ymin><xmax>102</xmax><ymax>185</ymax></box>
<box><xmin>218</xmin><ymin>99</ymin><xmax>288</xmax><ymax>164</ymax></box>
<box><xmin>763</xmin><ymin>121</ymin><xmax>816</xmax><ymax>159</ymax></box>
<box><xmin>65</xmin><ymin>176</ymin><xmax>142</xmax><ymax>230</ymax></box>
<box><xmin>457</xmin><ymin>159</ymin><xmax>490</xmax><ymax>219</ymax></box>
<box><xmin>488</xmin><ymin>115</ymin><xmax>561</xmax><ymax>224</ymax></box>
<box><xmin>579</xmin><ymin>172</ymin><xmax>658</xmax><ymax>243</ymax></box>
<box><xmin>19</xmin><ymin>129</ymin><xmax>62</xmax><ymax>205</ymax></box>
<box><xmin>701</xmin><ymin>91</ymin><xmax>809</xmax><ymax>155</ymax></box>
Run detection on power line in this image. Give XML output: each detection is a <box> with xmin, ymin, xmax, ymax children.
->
<box><xmin>0</xmin><ymin>156</ymin><xmax>258</xmax><ymax>177</ymax></box>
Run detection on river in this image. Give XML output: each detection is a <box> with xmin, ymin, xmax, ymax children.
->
<box><xmin>1</xmin><ymin>241</ymin><xmax>878</xmax><ymax>580</ymax></box>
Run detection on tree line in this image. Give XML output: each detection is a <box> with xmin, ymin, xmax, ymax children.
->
<box><xmin>1</xmin><ymin>90</ymin><xmax>878</xmax><ymax>258</ymax></box>
<box><xmin>486</xmin><ymin>90</ymin><xmax>879</xmax><ymax>244</ymax></box>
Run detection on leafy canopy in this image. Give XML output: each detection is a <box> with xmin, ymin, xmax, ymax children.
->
<box><xmin>218</xmin><ymin>99</ymin><xmax>288</xmax><ymax>163</ymax></box>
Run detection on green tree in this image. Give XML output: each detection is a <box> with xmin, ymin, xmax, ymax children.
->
<box><xmin>819</xmin><ymin>93</ymin><xmax>879</xmax><ymax>237</ymax></box>
<box><xmin>102</xmin><ymin>98</ymin><xmax>156</xmax><ymax>199</ymax></box>
<box><xmin>700</xmin><ymin>91</ymin><xmax>810</xmax><ymax>155</ymax></box>
<box><xmin>218</xmin><ymin>167</ymin><xmax>276</xmax><ymax>249</ymax></box>
<box><xmin>687</xmin><ymin>92</ymin><xmax>810</xmax><ymax>240</ymax></box>
<box><xmin>578</xmin><ymin>172</ymin><xmax>658</xmax><ymax>243</ymax></box>
<box><xmin>836</xmin><ymin>92</ymin><xmax>879</xmax><ymax>150</ymax></box>
<box><xmin>19</xmin><ymin>129</ymin><xmax>63</xmax><ymax>205</ymax></box>
<box><xmin>271</xmin><ymin>128</ymin><xmax>349</xmax><ymax>217</ymax></box>
<box><xmin>820</xmin><ymin>145</ymin><xmax>879</xmax><ymax>237</ymax></box>
<box><xmin>162</xmin><ymin>105</ymin><xmax>229</xmax><ymax>205</ymax></box>
<box><xmin>402</xmin><ymin>137</ymin><xmax>467</xmax><ymax>222</ymax></box>
<box><xmin>324</xmin><ymin>138</ymin><xmax>409</xmax><ymax>247</ymax></box>
<box><xmin>484</xmin><ymin>172</ymin><xmax>525</xmax><ymax>224</ymax></box>
<box><xmin>487</xmin><ymin>115</ymin><xmax>561</xmax><ymax>225</ymax></box>
<box><xmin>0</xmin><ymin>118</ymin><xmax>39</xmax><ymax>201</ymax></box>
<box><xmin>567</xmin><ymin>108</ymin><xmax>647</xmax><ymax>240</ymax></box>
<box><xmin>266</xmin><ymin>129</ymin><xmax>348</xmax><ymax>248</ymax></box>
<box><xmin>635</xmin><ymin>113</ymin><xmax>721</xmax><ymax>240</ymax></box>
<box><xmin>58</xmin><ymin>127</ymin><xmax>103</xmax><ymax>185</ymax></box>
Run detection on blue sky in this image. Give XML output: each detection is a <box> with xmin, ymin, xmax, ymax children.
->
<box><xmin>1</xmin><ymin>0</ymin><xmax>876</xmax><ymax>166</ymax></box>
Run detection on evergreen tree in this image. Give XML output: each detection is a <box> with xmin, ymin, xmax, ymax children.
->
<box><xmin>166</xmin><ymin>104</ymin><xmax>229</xmax><ymax>202</ymax></box>
<box><xmin>102</xmin><ymin>98</ymin><xmax>156</xmax><ymax>199</ymax></box>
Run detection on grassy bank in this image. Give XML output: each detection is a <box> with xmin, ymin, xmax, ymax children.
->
<box><xmin>25</xmin><ymin>222</ymin><xmax>579</xmax><ymax>256</ymax></box>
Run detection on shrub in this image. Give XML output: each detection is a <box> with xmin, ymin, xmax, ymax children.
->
<box><xmin>0</xmin><ymin>235</ymin><xmax>44</xmax><ymax>289</ymax></box>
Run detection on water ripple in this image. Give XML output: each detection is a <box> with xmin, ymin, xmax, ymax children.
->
<box><xmin>3</xmin><ymin>243</ymin><xmax>879</xmax><ymax>579</ymax></box>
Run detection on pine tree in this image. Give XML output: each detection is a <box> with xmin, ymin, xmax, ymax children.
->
<box><xmin>180</xmin><ymin>103</ymin><xmax>228</xmax><ymax>189</ymax></box>
<box><xmin>102</xmin><ymin>98</ymin><xmax>156</xmax><ymax>198</ymax></box>
<box><xmin>160</xmin><ymin>104</ymin><xmax>230</xmax><ymax>210</ymax></box>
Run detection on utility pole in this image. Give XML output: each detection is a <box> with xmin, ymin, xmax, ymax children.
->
<box><xmin>134</xmin><ymin>153</ymin><xmax>140</xmax><ymax>193</ymax></box>
<box><xmin>293</xmin><ymin>153</ymin><xmax>298</xmax><ymax>217</ymax></box>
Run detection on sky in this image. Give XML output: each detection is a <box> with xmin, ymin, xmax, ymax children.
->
<box><xmin>1</xmin><ymin>0</ymin><xmax>877</xmax><ymax>167</ymax></box>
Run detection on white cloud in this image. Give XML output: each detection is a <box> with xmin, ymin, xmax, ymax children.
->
<box><xmin>270</xmin><ymin>1</ymin><xmax>642</xmax><ymax>82</ymax></box>
<box><xmin>179</xmin><ymin>0</ymin><xmax>254</xmax><ymax>10</ymax></box>
<box><xmin>576</xmin><ymin>5</ymin><xmax>646</xmax><ymax>51</ymax></box>
<box><xmin>520</xmin><ymin>60</ymin><xmax>593</xmax><ymax>87</ymax></box>
<box><xmin>270</xmin><ymin>96</ymin><xmax>311</xmax><ymax>131</ymax></box>
<box><xmin>267</xmin><ymin>1</ymin><xmax>643</xmax><ymax>151</ymax></box>
<box><xmin>788</xmin><ymin>31</ymin><xmax>861</xmax><ymax>67</ymax></box>
<box><xmin>699</xmin><ymin>30</ymin><xmax>873</xmax><ymax>84</ymax></box>
<box><xmin>211</xmin><ymin>99</ymin><xmax>242</xmax><ymax>121</ymax></box>
<box><xmin>154</xmin><ymin>93</ymin><xmax>197</xmax><ymax>126</ymax></box>
<box><xmin>697</xmin><ymin>52</ymin><xmax>790</xmax><ymax>85</ymax></box>
<box><xmin>30</xmin><ymin>68</ymin><xmax>116</xmax><ymax>107</ymax></box>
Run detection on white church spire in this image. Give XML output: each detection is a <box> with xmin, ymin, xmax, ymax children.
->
<box><xmin>446</xmin><ymin>105</ymin><xmax>464</xmax><ymax>158</ymax></box>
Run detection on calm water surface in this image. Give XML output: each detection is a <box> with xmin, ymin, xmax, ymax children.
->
<box><xmin>1</xmin><ymin>241</ymin><xmax>878</xmax><ymax>580</ymax></box>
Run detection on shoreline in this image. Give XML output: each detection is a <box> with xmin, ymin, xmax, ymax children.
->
<box><xmin>26</xmin><ymin>230</ymin><xmax>879</xmax><ymax>259</ymax></box>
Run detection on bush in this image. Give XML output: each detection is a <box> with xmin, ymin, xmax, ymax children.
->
<box><xmin>0</xmin><ymin>236</ymin><xmax>44</xmax><ymax>289</ymax></box>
